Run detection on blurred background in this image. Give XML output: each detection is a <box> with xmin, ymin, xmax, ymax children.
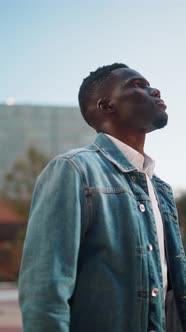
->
<box><xmin>1</xmin><ymin>0</ymin><xmax>186</xmax><ymax>330</ymax></box>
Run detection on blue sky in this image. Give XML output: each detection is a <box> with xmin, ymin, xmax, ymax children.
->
<box><xmin>1</xmin><ymin>0</ymin><xmax>186</xmax><ymax>190</ymax></box>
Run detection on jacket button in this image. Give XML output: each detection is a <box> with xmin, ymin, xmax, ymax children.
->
<box><xmin>148</xmin><ymin>244</ymin><xmax>153</xmax><ymax>251</ymax></box>
<box><xmin>131</xmin><ymin>175</ymin><xmax>136</xmax><ymax>181</ymax></box>
<box><xmin>151</xmin><ymin>288</ymin><xmax>159</xmax><ymax>297</ymax></box>
<box><xmin>139</xmin><ymin>204</ymin><xmax>145</xmax><ymax>212</ymax></box>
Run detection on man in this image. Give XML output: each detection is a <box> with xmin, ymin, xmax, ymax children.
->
<box><xmin>19</xmin><ymin>63</ymin><xmax>186</xmax><ymax>332</ymax></box>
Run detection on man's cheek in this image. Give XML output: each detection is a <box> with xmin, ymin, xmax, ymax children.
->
<box><xmin>123</xmin><ymin>89</ymin><xmax>148</xmax><ymax>102</ymax></box>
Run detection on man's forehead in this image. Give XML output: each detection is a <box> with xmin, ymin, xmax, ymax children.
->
<box><xmin>111</xmin><ymin>67</ymin><xmax>147</xmax><ymax>82</ymax></box>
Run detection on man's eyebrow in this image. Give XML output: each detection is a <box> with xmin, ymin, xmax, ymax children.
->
<box><xmin>125</xmin><ymin>77</ymin><xmax>150</xmax><ymax>86</ymax></box>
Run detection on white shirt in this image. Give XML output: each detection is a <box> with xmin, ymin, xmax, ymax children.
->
<box><xmin>106</xmin><ymin>134</ymin><xmax>168</xmax><ymax>299</ymax></box>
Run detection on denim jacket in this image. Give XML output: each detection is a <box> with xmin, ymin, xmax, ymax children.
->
<box><xmin>19</xmin><ymin>133</ymin><xmax>186</xmax><ymax>332</ymax></box>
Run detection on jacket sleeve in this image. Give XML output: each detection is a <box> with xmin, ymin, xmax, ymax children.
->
<box><xmin>19</xmin><ymin>156</ymin><xmax>87</xmax><ymax>332</ymax></box>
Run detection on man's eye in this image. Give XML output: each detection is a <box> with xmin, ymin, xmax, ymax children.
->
<box><xmin>133</xmin><ymin>82</ymin><xmax>141</xmax><ymax>87</ymax></box>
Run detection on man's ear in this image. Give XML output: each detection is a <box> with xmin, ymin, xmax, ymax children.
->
<box><xmin>96</xmin><ymin>98</ymin><xmax>115</xmax><ymax>114</ymax></box>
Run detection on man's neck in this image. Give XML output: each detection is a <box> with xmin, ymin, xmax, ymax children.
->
<box><xmin>103</xmin><ymin>129</ymin><xmax>146</xmax><ymax>155</ymax></box>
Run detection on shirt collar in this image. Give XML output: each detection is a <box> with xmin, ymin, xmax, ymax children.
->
<box><xmin>106</xmin><ymin>134</ymin><xmax>155</xmax><ymax>179</ymax></box>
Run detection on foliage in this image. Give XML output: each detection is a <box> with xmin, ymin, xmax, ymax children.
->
<box><xmin>3</xmin><ymin>146</ymin><xmax>50</xmax><ymax>200</ymax></box>
<box><xmin>1</xmin><ymin>146</ymin><xmax>50</xmax><ymax>219</ymax></box>
<box><xmin>0</xmin><ymin>147</ymin><xmax>50</xmax><ymax>280</ymax></box>
<box><xmin>175</xmin><ymin>192</ymin><xmax>186</xmax><ymax>251</ymax></box>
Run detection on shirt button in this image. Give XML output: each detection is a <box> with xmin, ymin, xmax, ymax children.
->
<box><xmin>151</xmin><ymin>288</ymin><xmax>159</xmax><ymax>297</ymax></box>
<box><xmin>139</xmin><ymin>204</ymin><xmax>145</xmax><ymax>212</ymax></box>
<box><xmin>148</xmin><ymin>244</ymin><xmax>153</xmax><ymax>251</ymax></box>
<box><xmin>131</xmin><ymin>175</ymin><xmax>136</xmax><ymax>181</ymax></box>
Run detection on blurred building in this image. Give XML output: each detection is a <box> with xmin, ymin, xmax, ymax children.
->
<box><xmin>0</xmin><ymin>104</ymin><xmax>95</xmax><ymax>186</ymax></box>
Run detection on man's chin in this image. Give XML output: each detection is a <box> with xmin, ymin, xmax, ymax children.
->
<box><xmin>146</xmin><ymin>118</ymin><xmax>168</xmax><ymax>133</ymax></box>
<box><xmin>146</xmin><ymin>115</ymin><xmax>168</xmax><ymax>133</ymax></box>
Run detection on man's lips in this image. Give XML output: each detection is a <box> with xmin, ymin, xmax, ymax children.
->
<box><xmin>154</xmin><ymin>99</ymin><xmax>167</xmax><ymax>110</ymax></box>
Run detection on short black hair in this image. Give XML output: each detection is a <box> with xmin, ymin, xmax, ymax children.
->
<box><xmin>78</xmin><ymin>63</ymin><xmax>129</xmax><ymax>126</ymax></box>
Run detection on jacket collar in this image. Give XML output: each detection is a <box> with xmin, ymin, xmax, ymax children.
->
<box><xmin>93</xmin><ymin>132</ymin><xmax>136</xmax><ymax>173</ymax></box>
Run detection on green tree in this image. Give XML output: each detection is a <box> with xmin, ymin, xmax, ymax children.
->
<box><xmin>0</xmin><ymin>147</ymin><xmax>50</xmax><ymax>280</ymax></box>
<box><xmin>2</xmin><ymin>146</ymin><xmax>50</xmax><ymax>219</ymax></box>
<box><xmin>175</xmin><ymin>192</ymin><xmax>186</xmax><ymax>251</ymax></box>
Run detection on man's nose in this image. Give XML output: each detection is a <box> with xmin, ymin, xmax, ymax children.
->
<box><xmin>148</xmin><ymin>87</ymin><xmax>161</xmax><ymax>98</ymax></box>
